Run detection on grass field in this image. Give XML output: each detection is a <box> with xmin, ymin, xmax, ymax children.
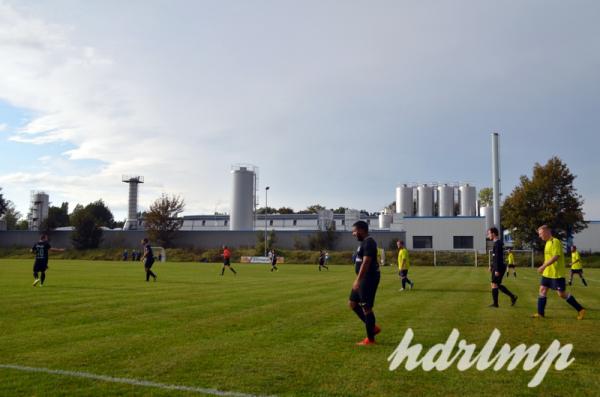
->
<box><xmin>0</xmin><ymin>259</ymin><xmax>598</xmax><ymax>397</ymax></box>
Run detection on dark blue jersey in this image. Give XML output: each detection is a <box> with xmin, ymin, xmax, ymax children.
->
<box><xmin>491</xmin><ymin>239</ymin><xmax>506</xmax><ymax>273</ymax></box>
<box><xmin>354</xmin><ymin>236</ymin><xmax>379</xmax><ymax>276</ymax></box>
<box><xmin>144</xmin><ymin>244</ymin><xmax>154</xmax><ymax>260</ymax></box>
<box><xmin>32</xmin><ymin>241</ymin><xmax>51</xmax><ymax>261</ymax></box>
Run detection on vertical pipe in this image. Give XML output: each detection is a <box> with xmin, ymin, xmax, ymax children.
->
<box><xmin>492</xmin><ymin>133</ymin><xmax>501</xmax><ymax>234</ymax></box>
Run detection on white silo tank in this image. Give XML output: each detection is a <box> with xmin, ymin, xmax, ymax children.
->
<box><xmin>417</xmin><ymin>184</ymin><xmax>433</xmax><ymax>217</ymax></box>
<box><xmin>230</xmin><ymin>166</ymin><xmax>256</xmax><ymax>231</ymax></box>
<box><xmin>438</xmin><ymin>184</ymin><xmax>455</xmax><ymax>217</ymax></box>
<box><xmin>481</xmin><ymin>206</ymin><xmax>493</xmax><ymax>232</ymax></box>
<box><xmin>459</xmin><ymin>184</ymin><xmax>477</xmax><ymax>216</ymax></box>
<box><xmin>378</xmin><ymin>208</ymin><xmax>392</xmax><ymax>229</ymax></box>
<box><xmin>396</xmin><ymin>185</ymin><xmax>414</xmax><ymax>216</ymax></box>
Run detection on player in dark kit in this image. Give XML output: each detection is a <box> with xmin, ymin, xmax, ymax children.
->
<box><xmin>270</xmin><ymin>249</ymin><xmax>278</xmax><ymax>272</ymax></box>
<box><xmin>220</xmin><ymin>245</ymin><xmax>237</xmax><ymax>276</ymax></box>
<box><xmin>348</xmin><ymin>221</ymin><xmax>381</xmax><ymax>346</ymax></box>
<box><xmin>141</xmin><ymin>238</ymin><xmax>157</xmax><ymax>282</ymax></box>
<box><xmin>318</xmin><ymin>250</ymin><xmax>329</xmax><ymax>271</ymax></box>
<box><xmin>488</xmin><ymin>227</ymin><xmax>517</xmax><ymax>308</ymax></box>
<box><xmin>31</xmin><ymin>233</ymin><xmax>65</xmax><ymax>287</ymax></box>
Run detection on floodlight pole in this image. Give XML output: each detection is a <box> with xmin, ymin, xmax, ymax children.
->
<box><xmin>492</xmin><ymin>133</ymin><xmax>501</xmax><ymax>236</ymax></box>
<box><xmin>264</xmin><ymin>186</ymin><xmax>270</xmax><ymax>256</ymax></box>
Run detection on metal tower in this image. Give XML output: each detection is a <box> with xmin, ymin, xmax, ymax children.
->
<box><xmin>122</xmin><ymin>175</ymin><xmax>144</xmax><ymax>230</ymax></box>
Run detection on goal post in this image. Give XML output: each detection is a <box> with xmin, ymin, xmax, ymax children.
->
<box><xmin>487</xmin><ymin>249</ymin><xmax>534</xmax><ymax>268</ymax></box>
<box><xmin>152</xmin><ymin>246</ymin><xmax>166</xmax><ymax>262</ymax></box>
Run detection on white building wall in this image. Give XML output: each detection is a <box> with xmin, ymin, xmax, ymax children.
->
<box><xmin>402</xmin><ymin>217</ymin><xmax>487</xmax><ymax>253</ymax></box>
<box><xmin>573</xmin><ymin>221</ymin><xmax>600</xmax><ymax>253</ymax></box>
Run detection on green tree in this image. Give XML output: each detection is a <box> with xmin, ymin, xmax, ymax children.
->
<box><xmin>1</xmin><ymin>200</ymin><xmax>22</xmax><ymax>230</ymax></box>
<box><xmin>86</xmin><ymin>200</ymin><xmax>114</xmax><ymax>228</ymax></box>
<box><xmin>308</xmin><ymin>226</ymin><xmax>338</xmax><ymax>250</ymax></box>
<box><xmin>0</xmin><ymin>188</ymin><xmax>7</xmax><ymax>217</ymax></box>
<box><xmin>332</xmin><ymin>207</ymin><xmax>347</xmax><ymax>214</ymax></box>
<box><xmin>71</xmin><ymin>205</ymin><xmax>103</xmax><ymax>249</ymax></box>
<box><xmin>256</xmin><ymin>206</ymin><xmax>277</xmax><ymax>214</ymax></box>
<box><xmin>299</xmin><ymin>204</ymin><xmax>326</xmax><ymax>214</ymax></box>
<box><xmin>479</xmin><ymin>187</ymin><xmax>493</xmax><ymax>207</ymax></box>
<box><xmin>16</xmin><ymin>219</ymin><xmax>29</xmax><ymax>230</ymax></box>
<box><xmin>255</xmin><ymin>230</ymin><xmax>277</xmax><ymax>255</ymax></box>
<box><xmin>502</xmin><ymin>157</ymin><xmax>586</xmax><ymax>250</ymax></box>
<box><xmin>40</xmin><ymin>202</ymin><xmax>69</xmax><ymax>231</ymax></box>
<box><xmin>277</xmin><ymin>207</ymin><xmax>295</xmax><ymax>214</ymax></box>
<box><xmin>144</xmin><ymin>194</ymin><xmax>185</xmax><ymax>247</ymax></box>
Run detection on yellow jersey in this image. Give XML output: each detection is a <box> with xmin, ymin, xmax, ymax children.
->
<box><xmin>571</xmin><ymin>251</ymin><xmax>582</xmax><ymax>270</ymax></box>
<box><xmin>542</xmin><ymin>238</ymin><xmax>565</xmax><ymax>279</ymax></box>
<box><xmin>507</xmin><ymin>252</ymin><xmax>515</xmax><ymax>265</ymax></box>
<box><xmin>398</xmin><ymin>248</ymin><xmax>410</xmax><ymax>270</ymax></box>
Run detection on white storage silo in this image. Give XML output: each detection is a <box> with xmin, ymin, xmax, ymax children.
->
<box><xmin>438</xmin><ymin>184</ymin><xmax>455</xmax><ymax>217</ymax></box>
<box><xmin>378</xmin><ymin>208</ymin><xmax>392</xmax><ymax>229</ymax></box>
<box><xmin>29</xmin><ymin>191</ymin><xmax>49</xmax><ymax>230</ymax></box>
<box><xmin>459</xmin><ymin>184</ymin><xmax>477</xmax><ymax>216</ymax></box>
<box><xmin>417</xmin><ymin>184</ymin><xmax>433</xmax><ymax>217</ymax></box>
<box><xmin>230</xmin><ymin>166</ymin><xmax>256</xmax><ymax>231</ymax></box>
<box><xmin>396</xmin><ymin>185</ymin><xmax>414</xmax><ymax>216</ymax></box>
<box><xmin>481</xmin><ymin>206</ymin><xmax>493</xmax><ymax>232</ymax></box>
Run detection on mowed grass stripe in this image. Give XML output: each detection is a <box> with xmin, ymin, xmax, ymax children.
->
<box><xmin>1</xmin><ymin>260</ymin><xmax>599</xmax><ymax>397</ymax></box>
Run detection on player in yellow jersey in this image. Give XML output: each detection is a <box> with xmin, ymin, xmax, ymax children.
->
<box><xmin>533</xmin><ymin>225</ymin><xmax>585</xmax><ymax>320</ymax></box>
<box><xmin>506</xmin><ymin>248</ymin><xmax>517</xmax><ymax>278</ymax></box>
<box><xmin>568</xmin><ymin>245</ymin><xmax>587</xmax><ymax>287</ymax></box>
<box><xmin>396</xmin><ymin>240</ymin><xmax>414</xmax><ymax>291</ymax></box>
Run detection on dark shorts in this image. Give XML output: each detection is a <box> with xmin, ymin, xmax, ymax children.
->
<box><xmin>540</xmin><ymin>277</ymin><xmax>566</xmax><ymax>291</ymax></box>
<box><xmin>508</xmin><ymin>265</ymin><xmax>515</xmax><ymax>268</ymax></box>
<box><xmin>144</xmin><ymin>258</ymin><xmax>155</xmax><ymax>269</ymax></box>
<box><xmin>491</xmin><ymin>271</ymin><xmax>505</xmax><ymax>285</ymax></box>
<box><xmin>224</xmin><ymin>258</ymin><xmax>231</xmax><ymax>266</ymax></box>
<box><xmin>33</xmin><ymin>260</ymin><xmax>48</xmax><ymax>272</ymax></box>
<box><xmin>399</xmin><ymin>269</ymin><xmax>409</xmax><ymax>277</ymax></box>
<box><xmin>349</xmin><ymin>273</ymin><xmax>380</xmax><ymax>309</ymax></box>
<box><xmin>570</xmin><ymin>269</ymin><xmax>583</xmax><ymax>275</ymax></box>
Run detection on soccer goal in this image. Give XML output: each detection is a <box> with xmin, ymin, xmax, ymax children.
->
<box><xmin>487</xmin><ymin>249</ymin><xmax>535</xmax><ymax>268</ymax></box>
<box><xmin>411</xmin><ymin>249</ymin><xmax>479</xmax><ymax>267</ymax></box>
<box><xmin>152</xmin><ymin>246</ymin><xmax>166</xmax><ymax>262</ymax></box>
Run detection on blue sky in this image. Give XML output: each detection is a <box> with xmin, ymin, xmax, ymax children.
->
<box><xmin>1</xmin><ymin>0</ymin><xmax>599</xmax><ymax>221</ymax></box>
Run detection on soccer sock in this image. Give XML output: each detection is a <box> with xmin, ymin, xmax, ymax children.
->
<box><xmin>230</xmin><ymin>267</ymin><xmax>237</xmax><ymax>274</ymax></box>
<box><xmin>498</xmin><ymin>285</ymin><xmax>515</xmax><ymax>299</ymax></box>
<box><xmin>514</xmin><ymin>272</ymin><xmax>517</xmax><ymax>278</ymax></box>
<box><xmin>352</xmin><ymin>305</ymin><xmax>366</xmax><ymax>323</ymax></box>
<box><xmin>149</xmin><ymin>270</ymin><xmax>156</xmax><ymax>279</ymax></box>
<box><xmin>407</xmin><ymin>278</ymin><xmax>412</xmax><ymax>286</ymax></box>
<box><xmin>537</xmin><ymin>296</ymin><xmax>547</xmax><ymax>316</ymax></box>
<box><xmin>582</xmin><ymin>278</ymin><xmax>588</xmax><ymax>286</ymax></box>
<box><xmin>146</xmin><ymin>271</ymin><xmax>150</xmax><ymax>281</ymax></box>
<box><xmin>33</xmin><ymin>271</ymin><xmax>38</xmax><ymax>280</ymax></box>
<box><xmin>365</xmin><ymin>312</ymin><xmax>376</xmax><ymax>341</ymax></box>
<box><xmin>566</xmin><ymin>294</ymin><xmax>584</xmax><ymax>312</ymax></box>
<box><xmin>40</xmin><ymin>272</ymin><xmax>46</xmax><ymax>285</ymax></box>
<box><xmin>401</xmin><ymin>278</ymin><xmax>406</xmax><ymax>289</ymax></box>
<box><xmin>221</xmin><ymin>267</ymin><xmax>225</xmax><ymax>276</ymax></box>
<box><xmin>492</xmin><ymin>288</ymin><xmax>499</xmax><ymax>306</ymax></box>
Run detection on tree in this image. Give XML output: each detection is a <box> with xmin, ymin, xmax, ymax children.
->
<box><xmin>298</xmin><ymin>204</ymin><xmax>326</xmax><ymax>214</ymax></box>
<box><xmin>71</xmin><ymin>205</ymin><xmax>103</xmax><ymax>249</ymax></box>
<box><xmin>144</xmin><ymin>194</ymin><xmax>185</xmax><ymax>247</ymax></box>
<box><xmin>332</xmin><ymin>207</ymin><xmax>347</xmax><ymax>214</ymax></box>
<box><xmin>256</xmin><ymin>206</ymin><xmax>277</xmax><ymax>214</ymax></box>
<box><xmin>479</xmin><ymin>187</ymin><xmax>493</xmax><ymax>207</ymax></box>
<box><xmin>40</xmin><ymin>202</ymin><xmax>69</xmax><ymax>231</ymax></box>
<box><xmin>308</xmin><ymin>226</ymin><xmax>338</xmax><ymax>250</ymax></box>
<box><xmin>2</xmin><ymin>200</ymin><xmax>22</xmax><ymax>230</ymax></box>
<box><xmin>502</xmin><ymin>157</ymin><xmax>586</xmax><ymax>250</ymax></box>
<box><xmin>0</xmin><ymin>188</ymin><xmax>7</xmax><ymax>217</ymax></box>
<box><xmin>86</xmin><ymin>200</ymin><xmax>114</xmax><ymax>228</ymax></box>
<box><xmin>16</xmin><ymin>220</ymin><xmax>29</xmax><ymax>230</ymax></box>
<box><xmin>277</xmin><ymin>207</ymin><xmax>295</xmax><ymax>214</ymax></box>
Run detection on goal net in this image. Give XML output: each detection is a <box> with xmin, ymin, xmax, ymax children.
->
<box><xmin>152</xmin><ymin>246</ymin><xmax>166</xmax><ymax>262</ymax></box>
<box><xmin>487</xmin><ymin>249</ymin><xmax>534</xmax><ymax>268</ymax></box>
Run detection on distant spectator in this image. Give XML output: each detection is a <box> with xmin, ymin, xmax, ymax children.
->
<box><xmin>122</xmin><ymin>249</ymin><xmax>128</xmax><ymax>261</ymax></box>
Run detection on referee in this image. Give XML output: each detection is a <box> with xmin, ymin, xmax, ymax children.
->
<box><xmin>348</xmin><ymin>221</ymin><xmax>381</xmax><ymax>346</ymax></box>
<box><xmin>488</xmin><ymin>227</ymin><xmax>517</xmax><ymax>307</ymax></box>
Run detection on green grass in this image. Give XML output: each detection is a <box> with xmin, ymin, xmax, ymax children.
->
<box><xmin>0</xmin><ymin>260</ymin><xmax>598</xmax><ymax>396</ymax></box>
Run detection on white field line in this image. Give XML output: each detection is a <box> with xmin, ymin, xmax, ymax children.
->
<box><xmin>0</xmin><ymin>364</ymin><xmax>276</xmax><ymax>397</ymax></box>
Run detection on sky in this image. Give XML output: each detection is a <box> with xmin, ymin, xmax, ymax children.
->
<box><xmin>1</xmin><ymin>0</ymin><xmax>599</xmax><ymax>221</ymax></box>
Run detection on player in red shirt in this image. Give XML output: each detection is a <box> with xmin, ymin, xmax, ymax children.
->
<box><xmin>220</xmin><ymin>245</ymin><xmax>237</xmax><ymax>276</ymax></box>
